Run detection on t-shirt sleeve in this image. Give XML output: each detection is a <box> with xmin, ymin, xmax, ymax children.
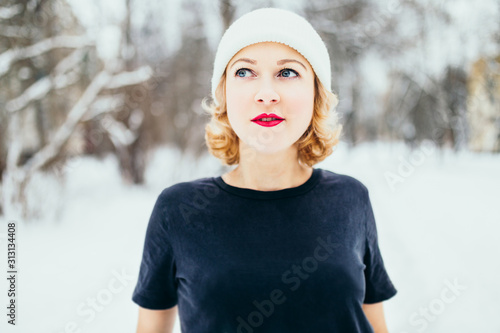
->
<box><xmin>362</xmin><ymin>189</ymin><xmax>398</xmax><ymax>304</ymax></box>
<box><xmin>131</xmin><ymin>191</ymin><xmax>178</xmax><ymax>310</ymax></box>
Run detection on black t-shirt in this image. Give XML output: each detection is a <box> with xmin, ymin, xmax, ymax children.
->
<box><xmin>131</xmin><ymin>168</ymin><xmax>397</xmax><ymax>332</ymax></box>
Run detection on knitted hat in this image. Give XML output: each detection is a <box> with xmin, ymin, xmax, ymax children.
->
<box><xmin>211</xmin><ymin>7</ymin><xmax>332</xmax><ymax>104</ymax></box>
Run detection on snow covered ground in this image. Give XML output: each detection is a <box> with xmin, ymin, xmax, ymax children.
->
<box><xmin>0</xmin><ymin>141</ymin><xmax>499</xmax><ymax>333</ymax></box>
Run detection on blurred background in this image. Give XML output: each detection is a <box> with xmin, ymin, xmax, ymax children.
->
<box><xmin>0</xmin><ymin>0</ymin><xmax>499</xmax><ymax>332</ymax></box>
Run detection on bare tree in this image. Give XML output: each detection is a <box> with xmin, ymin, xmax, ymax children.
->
<box><xmin>467</xmin><ymin>56</ymin><xmax>500</xmax><ymax>152</ymax></box>
<box><xmin>219</xmin><ymin>0</ymin><xmax>236</xmax><ymax>30</ymax></box>
<box><xmin>0</xmin><ymin>0</ymin><xmax>152</xmax><ymax>219</ymax></box>
<box><xmin>303</xmin><ymin>0</ymin><xmax>463</xmax><ymax>148</ymax></box>
<box><xmin>303</xmin><ymin>0</ymin><xmax>402</xmax><ymax>145</ymax></box>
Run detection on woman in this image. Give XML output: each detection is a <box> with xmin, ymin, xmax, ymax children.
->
<box><xmin>132</xmin><ymin>7</ymin><xmax>397</xmax><ymax>333</ymax></box>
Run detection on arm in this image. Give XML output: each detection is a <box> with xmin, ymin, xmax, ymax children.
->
<box><xmin>362</xmin><ymin>302</ymin><xmax>389</xmax><ymax>333</ymax></box>
<box><xmin>136</xmin><ymin>305</ymin><xmax>178</xmax><ymax>333</ymax></box>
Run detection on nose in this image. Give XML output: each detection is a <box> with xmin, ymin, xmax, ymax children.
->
<box><xmin>254</xmin><ymin>80</ymin><xmax>280</xmax><ymax>105</ymax></box>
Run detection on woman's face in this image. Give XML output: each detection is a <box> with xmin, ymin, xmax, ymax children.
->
<box><xmin>225</xmin><ymin>41</ymin><xmax>315</xmax><ymax>155</ymax></box>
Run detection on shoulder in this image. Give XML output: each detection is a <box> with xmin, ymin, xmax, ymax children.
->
<box><xmin>152</xmin><ymin>176</ymin><xmax>222</xmax><ymax>229</ymax></box>
<box><xmin>318</xmin><ymin>168</ymin><xmax>369</xmax><ymax>197</ymax></box>
<box><xmin>158</xmin><ymin>177</ymin><xmax>218</xmax><ymax>201</ymax></box>
<box><xmin>148</xmin><ymin>176</ymin><xmax>219</xmax><ymax>224</ymax></box>
<box><xmin>155</xmin><ymin>176</ymin><xmax>220</xmax><ymax>206</ymax></box>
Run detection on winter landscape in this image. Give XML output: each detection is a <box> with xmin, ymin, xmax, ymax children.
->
<box><xmin>1</xmin><ymin>142</ymin><xmax>499</xmax><ymax>332</ymax></box>
<box><xmin>1</xmin><ymin>0</ymin><xmax>499</xmax><ymax>332</ymax></box>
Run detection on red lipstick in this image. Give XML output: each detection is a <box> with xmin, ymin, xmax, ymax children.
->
<box><xmin>251</xmin><ymin>113</ymin><xmax>285</xmax><ymax>127</ymax></box>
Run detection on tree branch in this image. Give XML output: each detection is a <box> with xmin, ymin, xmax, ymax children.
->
<box><xmin>23</xmin><ymin>66</ymin><xmax>152</xmax><ymax>175</ymax></box>
<box><xmin>82</xmin><ymin>94</ymin><xmax>125</xmax><ymax>121</ymax></box>
<box><xmin>0</xmin><ymin>35</ymin><xmax>92</xmax><ymax>78</ymax></box>
<box><xmin>102</xmin><ymin>114</ymin><xmax>139</xmax><ymax>147</ymax></box>
<box><xmin>6</xmin><ymin>49</ymin><xmax>87</xmax><ymax>113</ymax></box>
<box><xmin>0</xmin><ymin>25</ymin><xmax>31</xmax><ymax>38</ymax></box>
<box><xmin>105</xmin><ymin>66</ymin><xmax>153</xmax><ymax>89</ymax></box>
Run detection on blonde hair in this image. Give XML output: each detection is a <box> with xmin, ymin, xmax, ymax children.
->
<box><xmin>202</xmin><ymin>69</ymin><xmax>343</xmax><ymax>166</ymax></box>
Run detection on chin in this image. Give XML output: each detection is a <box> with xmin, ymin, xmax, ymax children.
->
<box><xmin>238</xmin><ymin>129</ymin><xmax>301</xmax><ymax>153</ymax></box>
<box><xmin>246</xmin><ymin>142</ymin><xmax>294</xmax><ymax>155</ymax></box>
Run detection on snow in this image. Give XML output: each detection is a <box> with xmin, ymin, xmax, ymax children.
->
<box><xmin>1</xmin><ymin>0</ymin><xmax>499</xmax><ymax>330</ymax></box>
<box><xmin>318</xmin><ymin>142</ymin><xmax>500</xmax><ymax>332</ymax></box>
<box><xmin>102</xmin><ymin>115</ymin><xmax>138</xmax><ymax>146</ymax></box>
<box><xmin>0</xmin><ymin>141</ymin><xmax>499</xmax><ymax>332</ymax></box>
<box><xmin>65</xmin><ymin>0</ymin><xmax>125</xmax><ymax>62</ymax></box>
<box><xmin>0</xmin><ymin>4</ymin><xmax>23</xmax><ymax>20</ymax></box>
<box><xmin>65</xmin><ymin>0</ymin><xmax>126</xmax><ymax>31</ymax></box>
<box><xmin>96</xmin><ymin>25</ymin><xmax>122</xmax><ymax>62</ymax></box>
<box><xmin>105</xmin><ymin>66</ymin><xmax>152</xmax><ymax>89</ymax></box>
<box><xmin>5</xmin><ymin>77</ymin><xmax>52</xmax><ymax>112</ymax></box>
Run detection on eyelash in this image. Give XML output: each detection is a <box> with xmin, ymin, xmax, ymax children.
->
<box><xmin>234</xmin><ymin>67</ymin><xmax>300</xmax><ymax>78</ymax></box>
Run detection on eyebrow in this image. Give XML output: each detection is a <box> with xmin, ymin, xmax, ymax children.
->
<box><xmin>229</xmin><ymin>58</ymin><xmax>307</xmax><ymax>71</ymax></box>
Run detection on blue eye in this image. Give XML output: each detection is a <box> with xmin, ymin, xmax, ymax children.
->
<box><xmin>234</xmin><ymin>67</ymin><xmax>299</xmax><ymax>78</ymax></box>
<box><xmin>235</xmin><ymin>68</ymin><xmax>252</xmax><ymax>77</ymax></box>
<box><xmin>280</xmin><ymin>68</ymin><xmax>299</xmax><ymax>78</ymax></box>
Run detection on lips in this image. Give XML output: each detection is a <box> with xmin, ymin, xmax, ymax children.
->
<box><xmin>251</xmin><ymin>113</ymin><xmax>285</xmax><ymax>127</ymax></box>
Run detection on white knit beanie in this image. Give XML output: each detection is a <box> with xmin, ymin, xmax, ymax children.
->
<box><xmin>211</xmin><ymin>7</ymin><xmax>332</xmax><ymax>104</ymax></box>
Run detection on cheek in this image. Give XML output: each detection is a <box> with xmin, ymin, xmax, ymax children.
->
<box><xmin>284</xmin><ymin>85</ymin><xmax>315</xmax><ymax>124</ymax></box>
<box><xmin>225</xmin><ymin>83</ymin><xmax>252</xmax><ymax>130</ymax></box>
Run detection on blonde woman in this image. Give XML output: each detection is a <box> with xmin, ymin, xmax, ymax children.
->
<box><xmin>132</xmin><ymin>7</ymin><xmax>397</xmax><ymax>333</ymax></box>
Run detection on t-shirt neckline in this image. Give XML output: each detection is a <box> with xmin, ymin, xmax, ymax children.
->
<box><xmin>212</xmin><ymin>168</ymin><xmax>321</xmax><ymax>200</ymax></box>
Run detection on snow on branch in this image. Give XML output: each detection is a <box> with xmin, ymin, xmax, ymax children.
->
<box><xmin>102</xmin><ymin>114</ymin><xmax>138</xmax><ymax>147</ymax></box>
<box><xmin>0</xmin><ymin>4</ymin><xmax>23</xmax><ymax>20</ymax></box>
<box><xmin>0</xmin><ymin>35</ymin><xmax>92</xmax><ymax>78</ymax></box>
<box><xmin>6</xmin><ymin>78</ymin><xmax>52</xmax><ymax>112</ymax></box>
<box><xmin>23</xmin><ymin>66</ymin><xmax>152</xmax><ymax>175</ymax></box>
<box><xmin>53</xmin><ymin>48</ymin><xmax>86</xmax><ymax>75</ymax></box>
<box><xmin>24</xmin><ymin>70</ymin><xmax>111</xmax><ymax>174</ymax></box>
<box><xmin>82</xmin><ymin>94</ymin><xmax>125</xmax><ymax>121</ymax></box>
<box><xmin>6</xmin><ymin>49</ymin><xmax>87</xmax><ymax>113</ymax></box>
<box><xmin>105</xmin><ymin>66</ymin><xmax>153</xmax><ymax>89</ymax></box>
<box><xmin>0</xmin><ymin>25</ymin><xmax>29</xmax><ymax>38</ymax></box>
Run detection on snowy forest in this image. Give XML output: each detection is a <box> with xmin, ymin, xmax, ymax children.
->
<box><xmin>0</xmin><ymin>0</ymin><xmax>499</xmax><ymax>332</ymax></box>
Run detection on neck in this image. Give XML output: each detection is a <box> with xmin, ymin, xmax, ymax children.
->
<box><xmin>225</xmin><ymin>140</ymin><xmax>313</xmax><ymax>191</ymax></box>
